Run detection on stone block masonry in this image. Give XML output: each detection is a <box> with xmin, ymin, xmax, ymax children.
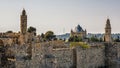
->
<box><xmin>76</xmin><ymin>45</ymin><xmax>105</xmax><ymax>68</ymax></box>
<box><xmin>3</xmin><ymin>42</ymin><xmax>120</xmax><ymax>68</ymax></box>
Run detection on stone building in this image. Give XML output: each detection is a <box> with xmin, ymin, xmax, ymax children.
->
<box><xmin>104</xmin><ymin>18</ymin><xmax>112</xmax><ymax>42</ymax></box>
<box><xmin>70</xmin><ymin>24</ymin><xmax>87</xmax><ymax>39</ymax></box>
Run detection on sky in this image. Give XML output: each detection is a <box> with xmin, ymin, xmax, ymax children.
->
<box><xmin>0</xmin><ymin>0</ymin><xmax>120</xmax><ymax>35</ymax></box>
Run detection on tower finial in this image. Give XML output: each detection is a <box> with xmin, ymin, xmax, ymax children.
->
<box><xmin>106</xmin><ymin>18</ymin><xmax>110</xmax><ymax>25</ymax></box>
<box><xmin>22</xmin><ymin>8</ymin><xmax>26</xmax><ymax>15</ymax></box>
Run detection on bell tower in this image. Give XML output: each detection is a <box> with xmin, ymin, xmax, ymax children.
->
<box><xmin>105</xmin><ymin>18</ymin><xmax>112</xmax><ymax>42</ymax></box>
<box><xmin>20</xmin><ymin>9</ymin><xmax>27</xmax><ymax>35</ymax></box>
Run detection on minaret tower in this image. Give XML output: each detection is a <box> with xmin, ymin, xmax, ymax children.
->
<box><xmin>105</xmin><ymin>18</ymin><xmax>112</xmax><ymax>42</ymax></box>
<box><xmin>21</xmin><ymin>9</ymin><xmax>27</xmax><ymax>35</ymax></box>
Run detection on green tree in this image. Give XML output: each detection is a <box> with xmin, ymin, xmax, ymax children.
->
<box><xmin>45</xmin><ymin>31</ymin><xmax>55</xmax><ymax>41</ymax></box>
<box><xmin>41</xmin><ymin>33</ymin><xmax>45</xmax><ymax>38</ymax></box>
<box><xmin>41</xmin><ymin>33</ymin><xmax>46</xmax><ymax>42</ymax></box>
<box><xmin>114</xmin><ymin>36</ymin><xmax>120</xmax><ymax>42</ymax></box>
<box><xmin>74</xmin><ymin>36</ymin><xmax>79</xmax><ymax>42</ymax></box>
<box><xmin>99</xmin><ymin>38</ymin><xmax>103</xmax><ymax>42</ymax></box>
<box><xmin>90</xmin><ymin>36</ymin><xmax>99</xmax><ymax>42</ymax></box>
<box><xmin>27</xmin><ymin>26</ymin><xmax>36</xmax><ymax>33</ymax></box>
<box><xmin>68</xmin><ymin>36</ymin><xmax>82</xmax><ymax>42</ymax></box>
<box><xmin>68</xmin><ymin>36</ymin><xmax>74</xmax><ymax>42</ymax></box>
<box><xmin>6</xmin><ymin>30</ymin><xmax>13</xmax><ymax>33</ymax></box>
<box><xmin>28</xmin><ymin>26</ymin><xmax>36</xmax><ymax>36</ymax></box>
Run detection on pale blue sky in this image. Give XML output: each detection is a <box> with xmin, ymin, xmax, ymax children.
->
<box><xmin>0</xmin><ymin>0</ymin><xmax>120</xmax><ymax>35</ymax></box>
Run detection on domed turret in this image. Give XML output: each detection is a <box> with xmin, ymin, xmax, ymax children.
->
<box><xmin>74</xmin><ymin>24</ymin><xmax>84</xmax><ymax>32</ymax></box>
<box><xmin>22</xmin><ymin>8</ymin><xmax>26</xmax><ymax>15</ymax></box>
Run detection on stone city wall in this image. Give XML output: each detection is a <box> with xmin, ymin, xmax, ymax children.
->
<box><xmin>14</xmin><ymin>42</ymin><xmax>74</xmax><ymax>68</ymax></box>
<box><xmin>52</xmin><ymin>48</ymin><xmax>74</xmax><ymax>68</ymax></box>
<box><xmin>6</xmin><ymin>42</ymin><xmax>115</xmax><ymax>68</ymax></box>
<box><xmin>76</xmin><ymin>45</ymin><xmax>105</xmax><ymax>68</ymax></box>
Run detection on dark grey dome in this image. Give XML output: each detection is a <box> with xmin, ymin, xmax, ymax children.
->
<box><xmin>74</xmin><ymin>24</ymin><xmax>84</xmax><ymax>32</ymax></box>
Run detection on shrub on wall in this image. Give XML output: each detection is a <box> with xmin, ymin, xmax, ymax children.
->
<box><xmin>44</xmin><ymin>31</ymin><xmax>56</xmax><ymax>41</ymax></box>
<box><xmin>70</xmin><ymin>42</ymin><xmax>90</xmax><ymax>48</ymax></box>
<box><xmin>28</xmin><ymin>26</ymin><xmax>36</xmax><ymax>33</ymax></box>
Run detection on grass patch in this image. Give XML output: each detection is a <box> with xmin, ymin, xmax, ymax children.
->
<box><xmin>70</xmin><ymin>42</ymin><xmax>90</xmax><ymax>48</ymax></box>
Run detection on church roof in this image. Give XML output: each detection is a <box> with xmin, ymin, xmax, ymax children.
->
<box><xmin>74</xmin><ymin>24</ymin><xmax>84</xmax><ymax>32</ymax></box>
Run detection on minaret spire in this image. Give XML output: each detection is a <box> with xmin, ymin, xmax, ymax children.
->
<box><xmin>106</xmin><ymin>18</ymin><xmax>110</xmax><ymax>25</ymax></box>
<box><xmin>20</xmin><ymin>8</ymin><xmax>27</xmax><ymax>35</ymax></box>
<box><xmin>104</xmin><ymin>18</ymin><xmax>112</xmax><ymax>42</ymax></box>
<box><xmin>22</xmin><ymin>8</ymin><xmax>26</xmax><ymax>15</ymax></box>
